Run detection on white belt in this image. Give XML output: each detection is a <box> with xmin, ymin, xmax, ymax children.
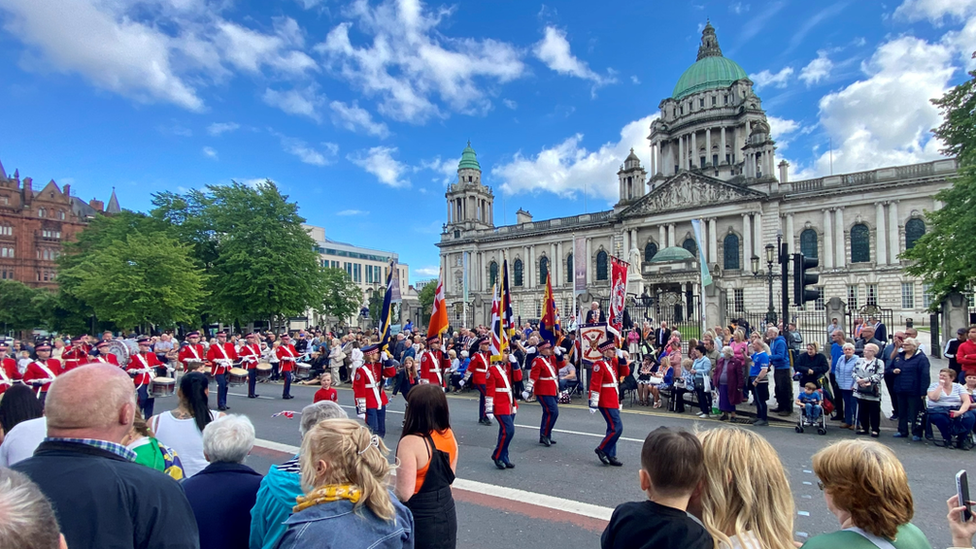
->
<box><xmin>601</xmin><ymin>383</ymin><xmax>617</xmax><ymax>388</ymax></box>
<box><xmin>495</xmin><ymin>388</ymin><xmax>510</xmax><ymax>393</ymax></box>
<box><xmin>540</xmin><ymin>376</ymin><xmax>555</xmax><ymax>381</ymax></box>
<box><xmin>365</xmin><ymin>383</ymin><xmax>377</xmax><ymax>389</ymax></box>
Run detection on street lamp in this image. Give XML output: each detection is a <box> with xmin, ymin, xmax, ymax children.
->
<box><xmin>751</xmin><ymin>245</ymin><xmax>778</xmax><ymax>326</ymax></box>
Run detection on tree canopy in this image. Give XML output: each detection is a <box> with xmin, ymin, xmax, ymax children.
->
<box><xmin>319</xmin><ymin>267</ymin><xmax>363</xmax><ymax>327</ymax></box>
<box><xmin>418</xmin><ymin>281</ymin><xmax>436</xmax><ymax>325</ymax></box>
<box><xmin>0</xmin><ymin>280</ymin><xmax>52</xmax><ymax>333</ymax></box>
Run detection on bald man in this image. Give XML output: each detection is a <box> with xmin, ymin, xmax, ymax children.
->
<box><xmin>12</xmin><ymin>364</ymin><xmax>199</xmax><ymax>549</ymax></box>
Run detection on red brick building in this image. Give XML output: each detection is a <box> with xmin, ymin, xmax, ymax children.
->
<box><xmin>0</xmin><ymin>157</ymin><xmax>119</xmax><ymax>289</ymax></box>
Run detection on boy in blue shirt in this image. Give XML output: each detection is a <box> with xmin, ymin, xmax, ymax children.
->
<box><xmin>796</xmin><ymin>382</ymin><xmax>822</xmax><ymax>425</ymax></box>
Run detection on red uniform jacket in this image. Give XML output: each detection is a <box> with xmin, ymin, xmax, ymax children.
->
<box><xmin>207</xmin><ymin>342</ymin><xmax>238</xmax><ymax>376</ymax></box>
<box><xmin>276</xmin><ymin>344</ymin><xmax>298</xmax><ymax>372</ymax></box>
<box><xmin>24</xmin><ymin>359</ymin><xmax>62</xmax><ymax>394</ymax></box>
<box><xmin>1</xmin><ymin>357</ymin><xmax>23</xmax><ymax>395</ymax></box>
<box><xmin>61</xmin><ymin>347</ymin><xmax>90</xmax><ymax>371</ymax></box>
<box><xmin>238</xmin><ymin>344</ymin><xmax>262</xmax><ymax>370</ymax></box>
<box><xmin>589</xmin><ymin>356</ymin><xmax>630</xmax><ymax>409</ymax></box>
<box><xmin>179</xmin><ymin>344</ymin><xmax>206</xmax><ymax>370</ymax></box>
<box><xmin>353</xmin><ymin>360</ymin><xmax>396</xmax><ymax>412</ymax></box>
<box><xmin>958</xmin><ymin>340</ymin><xmax>976</xmax><ymax>376</ymax></box>
<box><xmin>420</xmin><ymin>349</ymin><xmax>449</xmax><ymax>388</ymax></box>
<box><xmin>127</xmin><ymin>352</ymin><xmax>162</xmax><ymax>388</ymax></box>
<box><xmin>314</xmin><ymin>387</ymin><xmax>338</xmax><ymax>403</ymax></box>
<box><xmin>485</xmin><ymin>360</ymin><xmax>523</xmax><ymax>416</ymax></box>
<box><xmin>469</xmin><ymin>352</ymin><xmax>491</xmax><ymax>385</ymax></box>
<box><xmin>529</xmin><ymin>355</ymin><xmax>564</xmax><ymax>397</ymax></box>
<box><xmin>88</xmin><ymin>354</ymin><xmax>120</xmax><ymax>367</ymax></box>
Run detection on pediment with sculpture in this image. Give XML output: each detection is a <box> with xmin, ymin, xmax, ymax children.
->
<box><xmin>620</xmin><ymin>172</ymin><xmax>766</xmax><ymax>218</ymax></box>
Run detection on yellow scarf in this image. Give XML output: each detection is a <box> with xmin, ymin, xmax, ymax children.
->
<box><xmin>293</xmin><ymin>484</ymin><xmax>362</xmax><ymax>513</ymax></box>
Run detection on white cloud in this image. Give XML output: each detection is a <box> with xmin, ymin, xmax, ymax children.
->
<box><xmin>0</xmin><ymin>0</ymin><xmax>204</xmax><ymax>110</ymax></box>
<box><xmin>420</xmin><ymin>156</ymin><xmax>459</xmax><ymax>184</ymax></box>
<box><xmin>315</xmin><ymin>0</ymin><xmax>525</xmax><ymax>123</ymax></box>
<box><xmin>202</xmin><ymin>146</ymin><xmax>218</xmax><ymax>159</ymax></box>
<box><xmin>348</xmin><ymin>146</ymin><xmax>410</xmax><ymax>188</ymax></box>
<box><xmin>533</xmin><ymin>26</ymin><xmax>616</xmax><ymax>88</ymax></box>
<box><xmin>215</xmin><ymin>19</ymin><xmax>317</xmax><ymax>76</ymax></box>
<box><xmin>749</xmin><ymin>67</ymin><xmax>794</xmax><ymax>89</ymax></box>
<box><xmin>263</xmin><ymin>85</ymin><xmax>326</xmax><ymax>121</ymax></box>
<box><xmin>329</xmin><ymin>100</ymin><xmax>390</xmax><ymax>138</ymax></box>
<box><xmin>207</xmin><ymin>122</ymin><xmax>240</xmax><ymax>136</ymax></box>
<box><xmin>414</xmin><ymin>266</ymin><xmax>440</xmax><ymax>277</ymax></box>
<box><xmin>729</xmin><ymin>2</ymin><xmax>750</xmax><ymax>14</ymax></box>
<box><xmin>630</xmin><ymin>75</ymin><xmax>640</xmax><ymax>85</ymax></box>
<box><xmin>799</xmin><ymin>50</ymin><xmax>833</xmax><ymax>86</ymax></box>
<box><xmin>894</xmin><ymin>0</ymin><xmax>976</xmax><ymax>24</ymax></box>
<box><xmin>503</xmin><ymin>98</ymin><xmax>518</xmax><ymax>110</ymax></box>
<box><xmin>337</xmin><ymin>209</ymin><xmax>369</xmax><ymax>216</ymax></box>
<box><xmin>492</xmin><ymin>115</ymin><xmax>657</xmax><ymax>201</ymax></box>
<box><xmin>275</xmin><ymin>133</ymin><xmax>338</xmax><ymax>166</ymax></box>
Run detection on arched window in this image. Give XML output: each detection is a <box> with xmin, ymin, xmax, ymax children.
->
<box><xmin>37</xmin><ymin>208</ymin><xmax>46</xmax><ymax>218</ymax></box>
<box><xmin>723</xmin><ymin>234</ymin><xmax>740</xmax><ymax>270</ymax></box>
<box><xmin>57</xmin><ymin>210</ymin><xmax>65</xmax><ymax>220</ymax></box>
<box><xmin>513</xmin><ymin>259</ymin><xmax>523</xmax><ymax>287</ymax></box>
<box><xmin>682</xmin><ymin>238</ymin><xmax>697</xmax><ymax>257</ymax></box>
<box><xmin>596</xmin><ymin>250</ymin><xmax>608</xmax><ymax>281</ymax></box>
<box><xmin>905</xmin><ymin>218</ymin><xmax>925</xmax><ymax>250</ymax></box>
<box><xmin>539</xmin><ymin>256</ymin><xmax>549</xmax><ymax>284</ymax></box>
<box><xmin>566</xmin><ymin>253</ymin><xmax>574</xmax><ymax>283</ymax></box>
<box><xmin>644</xmin><ymin>242</ymin><xmax>658</xmax><ymax>262</ymax></box>
<box><xmin>489</xmin><ymin>261</ymin><xmax>498</xmax><ymax>288</ymax></box>
<box><xmin>0</xmin><ymin>224</ymin><xmax>11</xmax><ymax>236</ymax></box>
<box><xmin>850</xmin><ymin>224</ymin><xmax>870</xmax><ymax>263</ymax></box>
<box><xmin>800</xmin><ymin>229</ymin><xmax>818</xmax><ymax>259</ymax></box>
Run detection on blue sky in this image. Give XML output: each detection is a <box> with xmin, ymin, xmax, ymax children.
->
<box><xmin>0</xmin><ymin>0</ymin><xmax>973</xmax><ymax>282</ymax></box>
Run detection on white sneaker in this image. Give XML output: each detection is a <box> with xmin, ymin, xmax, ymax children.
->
<box><xmin>697</xmin><ymin>412</ymin><xmax>707</xmax><ymax>418</ymax></box>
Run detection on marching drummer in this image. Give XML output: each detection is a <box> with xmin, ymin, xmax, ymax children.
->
<box><xmin>23</xmin><ymin>342</ymin><xmax>62</xmax><ymax>406</ymax></box>
<box><xmin>179</xmin><ymin>331</ymin><xmax>206</xmax><ymax>373</ymax></box>
<box><xmin>239</xmin><ymin>332</ymin><xmax>263</xmax><ymax>399</ymax></box>
<box><xmin>207</xmin><ymin>330</ymin><xmax>238</xmax><ymax>411</ymax></box>
<box><xmin>0</xmin><ymin>342</ymin><xmax>23</xmax><ymax>395</ymax></box>
<box><xmin>590</xmin><ymin>339</ymin><xmax>629</xmax><ymax>466</ymax></box>
<box><xmin>276</xmin><ymin>334</ymin><xmax>298</xmax><ymax>400</ymax></box>
<box><xmin>420</xmin><ymin>335</ymin><xmax>450</xmax><ymax>390</ymax></box>
<box><xmin>61</xmin><ymin>335</ymin><xmax>90</xmax><ymax>372</ymax></box>
<box><xmin>89</xmin><ymin>340</ymin><xmax>120</xmax><ymax>366</ymax></box>
<box><xmin>353</xmin><ymin>344</ymin><xmax>396</xmax><ymax>437</ymax></box>
<box><xmin>129</xmin><ymin>336</ymin><xmax>163</xmax><ymax>418</ymax></box>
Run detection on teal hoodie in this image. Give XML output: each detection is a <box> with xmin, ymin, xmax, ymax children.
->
<box><xmin>249</xmin><ymin>456</ymin><xmax>303</xmax><ymax>549</ymax></box>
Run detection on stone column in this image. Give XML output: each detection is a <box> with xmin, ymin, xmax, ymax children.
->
<box><xmin>823</xmin><ymin>210</ymin><xmax>834</xmax><ymax>270</ymax></box>
<box><xmin>876</xmin><ymin>203</ymin><xmax>888</xmax><ymax>266</ymax></box>
<box><xmin>835</xmin><ymin>207</ymin><xmax>845</xmax><ymax>268</ymax></box>
<box><xmin>549</xmin><ymin>243</ymin><xmax>556</xmax><ymax>284</ymax></box>
<box><xmin>786</xmin><ymin>213</ymin><xmax>795</xmax><ymax>254</ymax></box>
<box><xmin>668</xmin><ymin>224</ymin><xmax>676</xmax><ymax>247</ymax></box>
<box><xmin>623</xmin><ymin>230</ymin><xmax>630</xmax><ymax>260</ymax></box>
<box><xmin>585</xmin><ymin>238</ymin><xmax>592</xmax><ymax>286</ymax></box>
<box><xmin>678</xmin><ymin>135</ymin><xmax>685</xmax><ymax>171</ymax></box>
<box><xmin>556</xmin><ymin>241</ymin><xmax>563</xmax><ymax>286</ymax></box>
<box><xmin>888</xmin><ymin>201</ymin><xmax>900</xmax><ymax>264</ymax></box>
<box><xmin>743</xmin><ymin>213</ymin><xmax>752</xmax><ymax>262</ymax></box>
<box><xmin>691</xmin><ymin>131</ymin><xmax>698</xmax><ymax>168</ymax></box>
<box><xmin>720</xmin><ymin>127</ymin><xmax>727</xmax><ymax>164</ymax></box>
<box><xmin>705</xmin><ymin>129</ymin><xmax>712</xmax><ymax>165</ymax></box>
<box><xmin>708</xmin><ymin>218</ymin><xmax>718</xmax><ymax>265</ymax></box>
<box><xmin>529</xmin><ymin>246</ymin><xmax>536</xmax><ymax>288</ymax></box>
<box><xmin>659</xmin><ymin>225</ymin><xmax>666</xmax><ymax>248</ymax></box>
<box><xmin>446</xmin><ymin>200</ymin><xmax>451</xmax><ymax>224</ymax></box>
<box><xmin>753</xmin><ymin>211</ymin><xmax>763</xmax><ymax>253</ymax></box>
<box><xmin>442</xmin><ymin>254</ymin><xmax>449</xmax><ymax>293</ymax></box>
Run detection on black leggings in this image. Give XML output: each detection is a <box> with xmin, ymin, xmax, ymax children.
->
<box><xmin>857</xmin><ymin>399</ymin><xmax>881</xmax><ymax>433</ymax></box>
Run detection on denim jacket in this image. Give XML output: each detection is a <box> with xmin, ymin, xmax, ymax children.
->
<box><xmin>274</xmin><ymin>490</ymin><xmax>414</xmax><ymax>549</ymax></box>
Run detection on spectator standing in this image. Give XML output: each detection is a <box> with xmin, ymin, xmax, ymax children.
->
<box><xmin>870</xmin><ymin>316</ymin><xmax>888</xmax><ymax>344</ymax></box>
<box><xmin>183</xmin><ymin>415</ymin><xmax>262</xmax><ymax>549</ymax></box>
<box><xmin>958</xmin><ymin>325</ymin><xmax>976</xmax><ymax>380</ymax></box>
<box><xmin>150</xmin><ymin>372</ymin><xmax>224</xmax><ymax>477</ymax></box>
<box><xmin>0</xmin><ymin>467</ymin><xmax>67</xmax><ymax>549</ymax></box>
<box><xmin>767</xmin><ymin>327</ymin><xmax>792</xmax><ymax>416</ymax></box>
<box><xmin>888</xmin><ymin>337</ymin><xmax>931</xmax><ymax>440</ymax></box>
<box><xmin>0</xmin><ymin>385</ymin><xmax>45</xmax><ymax>466</ymax></box>
<box><xmin>690</xmin><ymin>345</ymin><xmax>712</xmax><ymax>418</ymax></box>
<box><xmin>585</xmin><ymin>301</ymin><xmax>607</xmax><ymax>324</ymax></box>
<box><xmin>314</xmin><ymin>373</ymin><xmax>338</xmax><ymax>403</ymax></box>
<box><xmin>328</xmin><ymin>339</ymin><xmax>345</xmax><ymax>386</ymax></box>
<box><xmin>712</xmin><ymin>346</ymin><xmax>743</xmax><ymax>421</ymax></box>
<box><xmin>654</xmin><ymin>321</ymin><xmax>671</xmax><ymax>351</ymax></box>
<box><xmin>276</xmin><ymin>418</ymin><xmax>413</xmax><ymax>549</ymax></box>
<box><xmin>828</xmin><ymin>330</ymin><xmax>848</xmax><ymax>421</ymax></box>
<box><xmin>925</xmin><ymin>368</ymin><xmax>975</xmax><ymax>449</ymax></box>
<box><xmin>0</xmin><ymin>383</ymin><xmax>42</xmax><ymax>442</ymax></box>
<box><xmin>852</xmin><ymin>343</ymin><xmax>884</xmax><ymax>437</ymax></box>
<box><xmin>854</xmin><ymin>326</ymin><xmax>883</xmax><ymax>358</ymax></box>
<box><xmin>883</xmin><ymin>331</ymin><xmax>906</xmax><ymax>420</ymax></box>
<box><xmin>833</xmin><ymin>343</ymin><xmax>859</xmax><ymax>430</ymax></box>
<box><xmin>826</xmin><ymin>318</ymin><xmax>839</xmax><ymax>341</ymax></box>
<box><xmin>749</xmin><ymin>339</ymin><xmax>771</xmax><ymax>427</ymax></box>
<box><xmin>395</xmin><ymin>384</ymin><xmax>458</xmax><ymax>549</ymax></box>
<box><xmin>944</xmin><ymin>327</ymin><xmax>967</xmax><ymax>381</ymax></box>
<box><xmin>12</xmin><ymin>364</ymin><xmax>199</xmax><ymax>549</ymax></box>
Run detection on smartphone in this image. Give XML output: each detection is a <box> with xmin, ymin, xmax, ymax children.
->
<box><xmin>958</xmin><ymin>470</ymin><xmax>973</xmax><ymax>522</ymax></box>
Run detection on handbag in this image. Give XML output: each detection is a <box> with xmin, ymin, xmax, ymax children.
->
<box><xmin>855</xmin><ymin>381</ymin><xmax>880</xmax><ymax>398</ymax></box>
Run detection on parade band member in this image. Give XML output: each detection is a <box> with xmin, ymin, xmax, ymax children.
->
<box><xmin>590</xmin><ymin>339</ymin><xmax>629</xmax><ymax>466</ymax></box>
<box><xmin>486</xmin><ymin>348</ymin><xmax>522</xmax><ymax>470</ymax></box>
<box><xmin>61</xmin><ymin>335</ymin><xmax>90</xmax><ymax>372</ymax></box>
<box><xmin>421</xmin><ymin>335</ymin><xmax>449</xmax><ymax>390</ymax></box>
<box><xmin>128</xmin><ymin>336</ymin><xmax>163</xmax><ymax>418</ymax></box>
<box><xmin>276</xmin><ymin>334</ymin><xmax>298</xmax><ymax>400</ymax></box>
<box><xmin>178</xmin><ymin>331</ymin><xmax>206</xmax><ymax>373</ymax></box>
<box><xmin>470</xmin><ymin>337</ymin><xmax>492</xmax><ymax>425</ymax></box>
<box><xmin>353</xmin><ymin>344</ymin><xmax>396</xmax><ymax>437</ymax></box>
<box><xmin>239</xmin><ymin>332</ymin><xmax>262</xmax><ymax>399</ymax></box>
<box><xmin>0</xmin><ymin>342</ymin><xmax>23</xmax><ymax>395</ymax></box>
<box><xmin>24</xmin><ymin>342</ymin><xmax>61</xmax><ymax>405</ymax></box>
<box><xmin>90</xmin><ymin>340</ymin><xmax>120</xmax><ymax>366</ymax></box>
<box><xmin>207</xmin><ymin>330</ymin><xmax>238</xmax><ymax>411</ymax></box>
<box><xmin>523</xmin><ymin>340</ymin><xmax>564</xmax><ymax>447</ymax></box>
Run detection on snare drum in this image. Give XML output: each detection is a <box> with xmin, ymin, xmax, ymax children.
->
<box><xmin>228</xmin><ymin>368</ymin><xmax>248</xmax><ymax>386</ymax></box>
<box><xmin>151</xmin><ymin>377</ymin><xmax>176</xmax><ymax>398</ymax></box>
<box><xmin>295</xmin><ymin>363</ymin><xmax>312</xmax><ymax>380</ymax></box>
<box><xmin>256</xmin><ymin>363</ymin><xmax>272</xmax><ymax>381</ymax></box>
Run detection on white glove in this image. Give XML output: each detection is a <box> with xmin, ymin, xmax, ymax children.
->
<box><xmin>509</xmin><ymin>354</ymin><xmax>519</xmax><ymax>364</ymax></box>
<box><xmin>521</xmin><ymin>391</ymin><xmax>530</xmax><ymax>400</ymax></box>
<box><xmin>381</xmin><ymin>351</ymin><xmax>390</xmax><ymax>361</ymax></box>
<box><xmin>554</xmin><ymin>346</ymin><xmax>563</xmax><ymax>356</ymax></box>
<box><xmin>616</xmin><ymin>349</ymin><xmax>625</xmax><ymax>359</ymax></box>
<box><xmin>357</xmin><ymin>413</ymin><xmax>366</xmax><ymax>421</ymax></box>
<box><xmin>589</xmin><ymin>407</ymin><xmax>597</xmax><ymax>414</ymax></box>
<box><xmin>487</xmin><ymin>413</ymin><xmax>494</xmax><ymax>422</ymax></box>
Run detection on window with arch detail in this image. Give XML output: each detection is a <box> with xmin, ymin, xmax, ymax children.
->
<box><xmin>0</xmin><ymin>224</ymin><xmax>11</xmax><ymax>236</ymax></box>
<box><xmin>723</xmin><ymin>234</ymin><xmax>740</xmax><ymax>270</ymax></box>
<box><xmin>566</xmin><ymin>253</ymin><xmax>574</xmax><ymax>283</ymax></box>
<box><xmin>850</xmin><ymin>224</ymin><xmax>870</xmax><ymax>263</ymax></box>
<box><xmin>644</xmin><ymin>242</ymin><xmax>658</xmax><ymax>262</ymax></box>
<box><xmin>513</xmin><ymin>259</ymin><xmax>523</xmax><ymax>287</ymax></box>
<box><xmin>800</xmin><ymin>229</ymin><xmax>818</xmax><ymax>259</ymax></box>
<box><xmin>596</xmin><ymin>251</ymin><xmax>608</xmax><ymax>281</ymax></box>
<box><xmin>905</xmin><ymin>218</ymin><xmax>925</xmax><ymax>250</ymax></box>
<box><xmin>539</xmin><ymin>256</ymin><xmax>549</xmax><ymax>285</ymax></box>
<box><xmin>682</xmin><ymin>238</ymin><xmax>697</xmax><ymax>257</ymax></box>
<box><xmin>37</xmin><ymin>208</ymin><xmax>46</xmax><ymax>218</ymax></box>
<box><xmin>489</xmin><ymin>261</ymin><xmax>498</xmax><ymax>288</ymax></box>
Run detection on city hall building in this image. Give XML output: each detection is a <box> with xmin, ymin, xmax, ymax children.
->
<box><xmin>436</xmin><ymin>24</ymin><xmax>958</xmax><ymax>331</ymax></box>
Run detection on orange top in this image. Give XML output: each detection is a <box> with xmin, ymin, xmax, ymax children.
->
<box><xmin>413</xmin><ymin>428</ymin><xmax>458</xmax><ymax>494</ymax></box>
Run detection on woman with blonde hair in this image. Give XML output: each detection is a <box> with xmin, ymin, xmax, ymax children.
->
<box><xmin>276</xmin><ymin>418</ymin><xmax>414</xmax><ymax>549</ymax></box>
<box><xmin>801</xmin><ymin>439</ymin><xmax>930</xmax><ymax>548</ymax></box>
<box><xmin>692</xmin><ymin>427</ymin><xmax>794</xmax><ymax>549</ymax></box>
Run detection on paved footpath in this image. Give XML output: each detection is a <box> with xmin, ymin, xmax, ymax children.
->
<box><xmin>221</xmin><ymin>374</ymin><xmax>968</xmax><ymax>549</ymax></box>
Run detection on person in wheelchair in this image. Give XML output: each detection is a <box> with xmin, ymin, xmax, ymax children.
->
<box><xmin>558</xmin><ymin>362</ymin><xmax>577</xmax><ymax>392</ymax></box>
<box><xmin>796</xmin><ymin>383</ymin><xmax>823</xmax><ymax>425</ymax></box>
<box><xmin>925</xmin><ymin>368</ymin><xmax>975</xmax><ymax>449</ymax></box>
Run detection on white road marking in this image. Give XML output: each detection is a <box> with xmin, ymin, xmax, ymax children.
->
<box><xmin>253</xmin><ymin>438</ymin><xmax>614</xmax><ymax>521</ymax></box>
<box><xmin>228</xmin><ymin>392</ymin><xmax>275</xmax><ymax>400</ymax></box>
<box><xmin>515</xmin><ymin>423</ymin><xmax>646</xmax><ymax>443</ymax></box>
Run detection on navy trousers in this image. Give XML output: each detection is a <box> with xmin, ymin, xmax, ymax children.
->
<box><xmin>493</xmin><ymin>414</ymin><xmax>515</xmax><ymax>464</ymax></box>
<box><xmin>247</xmin><ymin>369</ymin><xmax>258</xmax><ymax>397</ymax></box>
<box><xmin>215</xmin><ymin>373</ymin><xmax>228</xmax><ymax>408</ymax></box>
<box><xmin>475</xmin><ymin>384</ymin><xmax>488</xmax><ymax>420</ymax></box>
<box><xmin>137</xmin><ymin>385</ymin><xmax>154</xmax><ymax>419</ymax></box>
<box><xmin>598</xmin><ymin>407</ymin><xmax>623</xmax><ymax>458</ymax></box>
<box><xmin>365</xmin><ymin>406</ymin><xmax>387</xmax><ymax>437</ymax></box>
<box><xmin>538</xmin><ymin>395</ymin><xmax>559</xmax><ymax>439</ymax></box>
<box><xmin>282</xmin><ymin>371</ymin><xmax>292</xmax><ymax>398</ymax></box>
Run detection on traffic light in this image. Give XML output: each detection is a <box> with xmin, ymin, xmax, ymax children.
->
<box><xmin>793</xmin><ymin>253</ymin><xmax>821</xmax><ymax>303</ymax></box>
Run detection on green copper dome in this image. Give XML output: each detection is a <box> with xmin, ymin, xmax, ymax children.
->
<box><xmin>650</xmin><ymin>246</ymin><xmax>695</xmax><ymax>263</ymax></box>
<box><xmin>672</xmin><ymin>22</ymin><xmax>747</xmax><ymax>100</ymax></box>
<box><xmin>458</xmin><ymin>141</ymin><xmax>481</xmax><ymax>171</ymax></box>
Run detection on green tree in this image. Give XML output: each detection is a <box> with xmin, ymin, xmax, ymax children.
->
<box><xmin>368</xmin><ymin>290</ymin><xmax>384</xmax><ymax>324</ymax></box>
<box><xmin>418</xmin><ymin>282</ymin><xmax>436</xmax><ymax>325</ymax></box>
<box><xmin>319</xmin><ymin>268</ymin><xmax>363</xmax><ymax>326</ymax></box>
<box><xmin>0</xmin><ymin>280</ymin><xmax>48</xmax><ymax>332</ymax></box>
<box><xmin>903</xmin><ymin>62</ymin><xmax>976</xmax><ymax>306</ymax></box>
<box><xmin>60</xmin><ymin>232</ymin><xmax>209</xmax><ymax>330</ymax></box>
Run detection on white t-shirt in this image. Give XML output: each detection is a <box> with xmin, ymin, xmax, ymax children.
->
<box><xmin>0</xmin><ymin>416</ymin><xmax>47</xmax><ymax>466</ymax></box>
<box><xmin>927</xmin><ymin>382</ymin><xmax>968</xmax><ymax>410</ymax></box>
<box><xmin>151</xmin><ymin>410</ymin><xmax>219</xmax><ymax>477</ymax></box>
